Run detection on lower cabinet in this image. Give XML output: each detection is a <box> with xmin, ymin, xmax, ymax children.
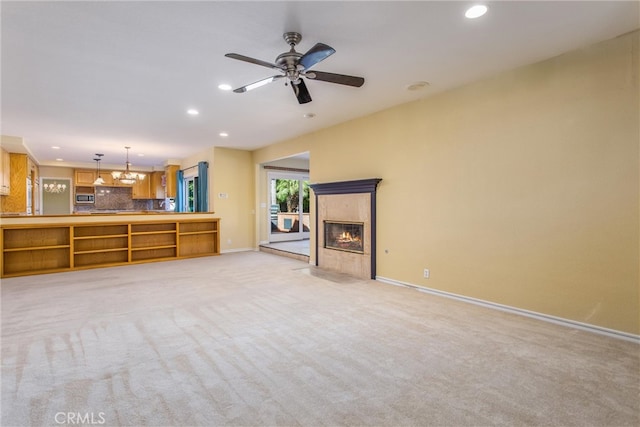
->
<box><xmin>1</xmin><ymin>217</ymin><xmax>220</xmax><ymax>277</ymax></box>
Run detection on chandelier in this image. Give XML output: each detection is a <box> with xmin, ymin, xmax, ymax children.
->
<box><xmin>44</xmin><ymin>182</ymin><xmax>67</xmax><ymax>193</ymax></box>
<box><xmin>93</xmin><ymin>153</ymin><xmax>105</xmax><ymax>185</ymax></box>
<box><xmin>111</xmin><ymin>146</ymin><xmax>145</xmax><ymax>185</ymax></box>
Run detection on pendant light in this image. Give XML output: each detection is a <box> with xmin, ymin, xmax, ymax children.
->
<box><xmin>92</xmin><ymin>154</ymin><xmax>105</xmax><ymax>185</ymax></box>
<box><xmin>111</xmin><ymin>146</ymin><xmax>144</xmax><ymax>185</ymax></box>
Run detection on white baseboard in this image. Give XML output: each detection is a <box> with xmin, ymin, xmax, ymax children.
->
<box><xmin>375</xmin><ymin>276</ymin><xmax>640</xmax><ymax>344</ymax></box>
<box><xmin>221</xmin><ymin>248</ymin><xmax>254</xmax><ymax>254</ymax></box>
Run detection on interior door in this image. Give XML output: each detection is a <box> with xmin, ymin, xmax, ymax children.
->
<box><xmin>268</xmin><ymin>172</ymin><xmax>310</xmax><ymax>242</ymax></box>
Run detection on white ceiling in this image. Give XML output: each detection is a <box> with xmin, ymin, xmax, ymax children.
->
<box><xmin>2</xmin><ymin>1</ymin><xmax>638</xmax><ymax>170</ymax></box>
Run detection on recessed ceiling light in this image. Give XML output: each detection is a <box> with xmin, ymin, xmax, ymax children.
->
<box><xmin>187</xmin><ymin>109</ymin><xmax>199</xmax><ymax>115</ymax></box>
<box><xmin>465</xmin><ymin>5</ymin><xmax>488</xmax><ymax>19</ymax></box>
<box><xmin>55</xmin><ymin>158</ymin><xmax>64</xmax><ymax>161</ymax></box>
<box><xmin>406</xmin><ymin>81</ymin><xmax>430</xmax><ymax>91</ymax></box>
<box><xmin>218</xmin><ymin>84</ymin><xmax>232</xmax><ymax>91</ymax></box>
<box><xmin>219</xmin><ymin>132</ymin><xmax>228</xmax><ymax>137</ymax></box>
<box><xmin>51</xmin><ymin>146</ymin><xmax>60</xmax><ymax>149</ymax></box>
<box><xmin>303</xmin><ymin>113</ymin><xmax>316</xmax><ymax>119</ymax></box>
<box><xmin>137</xmin><ymin>153</ymin><xmax>144</xmax><ymax>157</ymax></box>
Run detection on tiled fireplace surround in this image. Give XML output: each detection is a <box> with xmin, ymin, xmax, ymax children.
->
<box><xmin>310</xmin><ymin>179</ymin><xmax>382</xmax><ymax>280</ymax></box>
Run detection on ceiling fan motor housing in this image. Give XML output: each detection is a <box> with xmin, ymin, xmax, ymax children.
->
<box><xmin>277</xmin><ymin>32</ymin><xmax>304</xmax><ymax>82</ymax></box>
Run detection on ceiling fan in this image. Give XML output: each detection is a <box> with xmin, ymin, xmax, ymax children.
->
<box><xmin>225</xmin><ymin>32</ymin><xmax>365</xmax><ymax>104</ymax></box>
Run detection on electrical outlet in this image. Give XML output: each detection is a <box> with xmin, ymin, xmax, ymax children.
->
<box><xmin>423</xmin><ymin>268</ymin><xmax>430</xmax><ymax>279</ymax></box>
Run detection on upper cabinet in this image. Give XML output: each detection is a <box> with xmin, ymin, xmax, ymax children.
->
<box><xmin>0</xmin><ymin>148</ymin><xmax>10</xmax><ymax>195</ymax></box>
<box><xmin>97</xmin><ymin>172</ymin><xmax>114</xmax><ymax>186</ymax></box>
<box><xmin>131</xmin><ymin>175</ymin><xmax>151</xmax><ymax>199</ymax></box>
<box><xmin>164</xmin><ymin>165</ymin><xmax>180</xmax><ymax>198</ymax></box>
<box><xmin>75</xmin><ymin>169</ymin><xmax>96</xmax><ymax>186</ymax></box>
<box><xmin>151</xmin><ymin>171</ymin><xmax>165</xmax><ymax>199</ymax></box>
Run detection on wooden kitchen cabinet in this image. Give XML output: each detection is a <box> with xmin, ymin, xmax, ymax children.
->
<box><xmin>0</xmin><ymin>148</ymin><xmax>10</xmax><ymax>196</ymax></box>
<box><xmin>164</xmin><ymin>165</ymin><xmax>180</xmax><ymax>198</ymax></box>
<box><xmin>151</xmin><ymin>171</ymin><xmax>165</xmax><ymax>199</ymax></box>
<box><xmin>75</xmin><ymin>169</ymin><xmax>96</xmax><ymax>186</ymax></box>
<box><xmin>0</xmin><ymin>153</ymin><xmax>37</xmax><ymax>214</ymax></box>
<box><xmin>96</xmin><ymin>172</ymin><xmax>114</xmax><ymax>186</ymax></box>
<box><xmin>131</xmin><ymin>175</ymin><xmax>151</xmax><ymax>199</ymax></box>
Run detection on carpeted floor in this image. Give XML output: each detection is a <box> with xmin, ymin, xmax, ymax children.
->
<box><xmin>1</xmin><ymin>251</ymin><xmax>638</xmax><ymax>426</ymax></box>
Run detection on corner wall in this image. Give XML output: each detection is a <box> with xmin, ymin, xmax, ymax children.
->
<box><xmin>252</xmin><ymin>31</ymin><xmax>640</xmax><ymax>335</ymax></box>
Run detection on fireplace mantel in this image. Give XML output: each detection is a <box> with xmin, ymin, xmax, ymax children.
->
<box><xmin>310</xmin><ymin>178</ymin><xmax>382</xmax><ymax>279</ymax></box>
<box><xmin>309</xmin><ymin>178</ymin><xmax>382</xmax><ymax>196</ymax></box>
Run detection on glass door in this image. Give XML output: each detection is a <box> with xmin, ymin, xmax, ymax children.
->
<box><xmin>268</xmin><ymin>172</ymin><xmax>310</xmax><ymax>242</ymax></box>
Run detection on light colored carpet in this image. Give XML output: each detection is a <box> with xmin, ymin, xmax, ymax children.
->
<box><xmin>1</xmin><ymin>251</ymin><xmax>638</xmax><ymax>426</ymax></box>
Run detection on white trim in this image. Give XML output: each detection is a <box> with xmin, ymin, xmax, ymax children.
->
<box><xmin>375</xmin><ymin>276</ymin><xmax>640</xmax><ymax>344</ymax></box>
<box><xmin>221</xmin><ymin>248</ymin><xmax>254</xmax><ymax>254</ymax></box>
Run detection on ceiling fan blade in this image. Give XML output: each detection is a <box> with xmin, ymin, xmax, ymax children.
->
<box><xmin>306</xmin><ymin>71</ymin><xmax>365</xmax><ymax>87</ymax></box>
<box><xmin>233</xmin><ymin>75</ymin><xmax>284</xmax><ymax>93</ymax></box>
<box><xmin>292</xmin><ymin>79</ymin><xmax>312</xmax><ymax>104</ymax></box>
<box><xmin>299</xmin><ymin>43</ymin><xmax>335</xmax><ymax>70</ymax></box>
<box><xmin>225</xmin><ymin>53</ymin><xmax>282</xmax><ymax>70</ymax></box>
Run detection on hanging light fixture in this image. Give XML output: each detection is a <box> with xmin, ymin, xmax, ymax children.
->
<box><xmin>111</xmin><ymin>146</ymin><xmax>145</xmax><ymax>185</ymax></box>
<box><xmin>93</xmin><ymin>153</ymin><xmax>105</xmax><ymax>185</ymax></box>
<box><xmin>43</xmin><ymin>181</ymin><xmax>67</xmax><ymax>193</ymax></box>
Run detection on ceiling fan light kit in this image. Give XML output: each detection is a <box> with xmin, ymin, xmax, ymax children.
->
<box><xmin>225</xmin><ymin>32</ymin><xmax>364</xmax><ymax>104</ymax></box>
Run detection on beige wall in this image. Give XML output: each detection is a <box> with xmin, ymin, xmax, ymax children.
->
<box><xmin>180</xmin><ymin>147</ymin><xmax>255</xmax><ymax>251</ymax></box>
<box><xmin>251</xmin><ymin>31</ymin><xmax>640</xmax><ymax>334</ymax></box>
<box><xmin>211</xmin><ymin>147</ymin><xmax>254</xmax><ymax>252</ymax></box>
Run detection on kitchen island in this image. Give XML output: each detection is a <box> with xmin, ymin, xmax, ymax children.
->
<box><xmin>1</xmin><ymin>212</ymin><xmax>220</xmax><ymax>277</ymax></box>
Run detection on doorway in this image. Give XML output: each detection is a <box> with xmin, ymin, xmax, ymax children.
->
<box><xmin>268</xmin><ymin>172</ymin><xmax>310</xmax><ymax>243</ymax></box>
<box><xmin>41</xmin><ymin>178</ymin><xmax>71</xmax><ymax>215</ymax></box>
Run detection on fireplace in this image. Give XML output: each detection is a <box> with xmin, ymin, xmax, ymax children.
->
<box><xmin>310</xmin><ymin>178</ymin><xmax>382</xmax><ymax>279</ymax></box>
<box><xmin>324</xmin><ymin>221</ymin><xmax>364</xmax><ymax>253</ymax></box>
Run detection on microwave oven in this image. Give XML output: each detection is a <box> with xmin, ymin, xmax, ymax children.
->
<box><xmin>75</xmin><ymin>193</ymin><xmax>95</xmax><ymax>204</ymax></box>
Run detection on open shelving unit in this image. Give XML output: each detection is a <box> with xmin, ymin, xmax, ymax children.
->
<box><xmin>73</xmin><ymin>224</ymin><xmax>129</xmax><ymax>268</ymax></box>
<box><xmin>131</xmin><ymin>222</ymin><xmax>177</xmax><ymax>262</ymax></box>
<box><xmin>2</xmin><ymin>226</ymin><xmax>71</xmax><ymax>276</ymax></box>
<box><xmin>178</xmin><ymin>220</ymin><xmax>219</xmax><ymax>257</ymax></box>
<box><xmin>1</xmin><ymin>217</ymin><xmax>220</xmax><ymax>277</ymax></box>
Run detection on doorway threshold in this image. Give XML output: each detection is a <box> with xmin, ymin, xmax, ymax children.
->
<box><xmin>259</xmin><ymin>240</ymin><xmax>310</xmax><ymax>263</ymax></box>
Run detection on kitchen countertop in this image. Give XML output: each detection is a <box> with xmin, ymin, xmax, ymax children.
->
<box><xmin>0</xmin><ymin>212</ymin><xmax>217</xmax><ymax>225</ymax></box>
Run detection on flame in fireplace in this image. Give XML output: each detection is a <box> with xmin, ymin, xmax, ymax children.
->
<box><xmin>338</xmin><ymin>231</ymin><xmax>361</xmax><ymax>243</ymax></box>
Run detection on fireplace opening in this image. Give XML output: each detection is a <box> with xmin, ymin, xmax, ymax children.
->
<box><xmin>324</xmin><ymin>221</ymin><xmax>364</xmax><ymax>254</ymax></box>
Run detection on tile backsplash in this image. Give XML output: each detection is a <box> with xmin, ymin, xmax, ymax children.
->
<box><xmin>74</xmin><ymin>186</ymin><xmax>162</xmax><ymax>212</ymax></box>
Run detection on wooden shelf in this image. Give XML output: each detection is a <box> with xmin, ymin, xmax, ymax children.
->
<box><xmin>131</xmin><ymin>230</ymin><xmax>176</xmax><ymax>236</ymax></box>
<box><xmin>4</xmin><ymin>244</ymin><xmax>71</xmax><ymax>252</ymax></box>
<box><xmin>74</xmin><ymin>234</ymin><xmax>128</xmax><ymax>240</ymax></box>
<box><xmin>178</xmin><ymin>230</ymin><xmax>216</xmax><ymax>236</ymax></box>
<box><xmin>2</xmin><ymin>217</ymin><xmax>219</xmax><ymax>277</ymax></box>
<box><xmin>131</xmin><ymin>244</ymin><xmax>176</xmax><ymax>251</ymax></box>
<box><xmin>74</xmin><ymin>248</ymin><xmax>128</xmax><ymax>255</ymax></box>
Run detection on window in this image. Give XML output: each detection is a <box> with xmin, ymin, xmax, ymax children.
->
<box><xmin>183</xmin><ymin>175</ymin><xmax>198</xmax><ymax>213</ymax></box>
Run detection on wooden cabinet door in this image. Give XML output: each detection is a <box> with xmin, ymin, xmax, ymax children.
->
<box><xmin>75</xmin><ymin>170</ymin><xmax>96</xmax><ymax>186</ymax></box>
<box><xmin>164</xmin><ymin>165</ymin><xmax>179</xmax><ymax>198</ymax></box>
<box><xmin>0</xmin><ymin>149</ymin><xmax>9</xmax><ymax>195</ymax></box>
<box><xmin>131</xmin><ymin>175</ymin><xmax>151</xmax><ymax>199</ymax></box>
<box><xmin>151</xmin><ymin>171</ymin><xmax>165</xmax><ymax>199</ymax></box>
<box><xmin>96</xmin><ymin>172</ymin><xmax>114</xmax><ymax>186</ymax></box>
